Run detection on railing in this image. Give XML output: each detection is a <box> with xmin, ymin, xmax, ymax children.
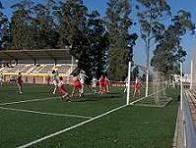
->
<box><xmin>182</xmin><ymin>88</ymin><xmax>196</xmax><ymax>148</ymax></box>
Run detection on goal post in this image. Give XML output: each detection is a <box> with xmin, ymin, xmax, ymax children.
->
<box><xmin>126</xmin><ymin>61</ymin><xmax>131</xmax><ymax>105</ymax></box>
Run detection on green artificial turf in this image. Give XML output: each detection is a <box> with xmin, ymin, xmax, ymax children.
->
<box><xmin>0</xmin><ymin>84</ymin><xmax>178</xmax><ymax>148</ymax></box>
<box><xmin>33</xmin><ymin>87</ymin><xmax>178</xmax><ymax>148</ymax></box>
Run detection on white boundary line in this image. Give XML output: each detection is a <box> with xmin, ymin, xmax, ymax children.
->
<box><xmin>17</xmin><ymin>88</ymin><xmax>166</xmax><ymax>148</ymax></box>
<box><xmin>130</xmin><ymin>88</ymin><xmax>166</xmax><ymax>105</ymax></box>
<box><xmin>0</xmin><ymin>96</ymin><xmax>58</xmax><ymax>106</ymax></box>
<box><xmin>0</xmin><ymin>107</ymin><xmax>92</xmax><ymax>119</ymax></box>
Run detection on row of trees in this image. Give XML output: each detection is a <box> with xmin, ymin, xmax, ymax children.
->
<box><xmin>0</xmin><ymin>0</ymin><xmax>195</xmax><ymax>81</ymax></box>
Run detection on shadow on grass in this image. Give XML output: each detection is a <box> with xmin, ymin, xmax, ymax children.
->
<box><xmin>69</xmin><ymin>93</ymin><xmax>123</xmax><ymax>103</ymax></box>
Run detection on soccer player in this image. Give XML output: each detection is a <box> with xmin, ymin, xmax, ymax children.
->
<box><xmin>105</xmin><ymin>75</ymin><xmax>110</xmax><ymax>93</ymax></box>
<box><xmin>16</xmin><ymin>72</ymin><xmax>23</xmax><ymax>94</ymax></box>
<box><xmin>47</xmin><ymin>75</ymin><xmax>50</xmax><ymax>85</ymax></box>
<box><xmin>123</xmin><ymin>77</ymin><xmax>128</xmax><ymax>93</ymax></box>
<box><xmin>79</xmin><ymin>70</ymin><xmax>88</xmax><ymax>96</ymax></box>
<box><xmin>132</xmin><ymin>77</ymin><xmax>142</xmax><ymax>97</ymax></box>
<box><xmin>98</xmin><ymin>75</ymin><xmax>106</xmax><ymax>94</ymax></box>
<box><xmin>71</xmin><ymin>76</ymin><xmax>83</xmax><ymax>97</ymax></box>
<box><xmin>91</xmin><ymin>76</ymin><xmax>97</xmax><ymax>88</ymax></box>
<box><xmin>52</xmin><ymin>70</ymin><xmax>59</xmax><ymax>94</ymax></box>
<box><xmin>58</xmin><ymin>76</ymin><xmax>70</xmax><ymax>101</ymax></box>
<box><xmin>0</xmin><ymin>72</ymin><xmax>3</xmax><ymax>86</ymax></box>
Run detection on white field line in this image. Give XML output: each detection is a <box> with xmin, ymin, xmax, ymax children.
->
<box><xmin>0</xmin><ymin>92</ymin><xmax>96</xmax><ymax>106</ymax></box>
<box><xmin>0</xmin><ymin>96</ymin><xmax>58</xmax><ymax>106</ymax></box>
<box><xmin>129</xmin><ymin>88</ymin><xmax>166</xmax><ymax>105</ymax></box>
<box><xmin>0</xmin><ymin>107</ymin><xmax>92</xmax><ymax>119</ymax></box>
<box><xmin>17</xmin><ymin>88</ymin><xmax>166</xmax><ymax>148</ymax></box>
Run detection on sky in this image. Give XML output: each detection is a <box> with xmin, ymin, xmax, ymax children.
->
<box><xmin>1</xmin><ymin>0</ymin><xmax>196</xmax><ymax>73</ymax></box>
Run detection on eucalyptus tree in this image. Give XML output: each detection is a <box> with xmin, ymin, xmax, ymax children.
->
<box><xmin>151</xmin><ymin>10</ymin><xmax>195</xmax><ymax>78</ymax></box>
<box><xmin>11</xmin><ymin>0</ymin><xmax>34</xmax><ymax>49</ymax></box>
<box><xmin>136</xmin><ymin>0</ymin><xmax>171</xmax><ymax>96</ymax></box>
<box><xmin>105</xmin><ymin>0</ymin><xmax>135</xmax><ymax>81</ymax></box>
<box><xmin>32</xmin><ymin>0</ymin><xmax>58</xmax><ymax>49</ymax></box>
<box><xmin>87</xmin><ymin>10</ymin><xmax>109</xmax><ymax>78</ymax></box>
<box><xmin>0</xmin><ymin>1</ymin><xmax>10</xmax><ymax>49</ymax></box>
<box><xmin>55</xmin><ymin>0</ymin><xmax>109</xmax><ymax>78</ymax></box>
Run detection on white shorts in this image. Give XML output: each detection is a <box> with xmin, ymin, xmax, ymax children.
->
<box><xmin>80</xmin><ymin>79</ymin><xmax>84</xmax><ymax>85</ymax></box>
<box><xmin>53</xmin><ymin>80</ymin><xmax>58</xmax><ymax>86</ymax></box>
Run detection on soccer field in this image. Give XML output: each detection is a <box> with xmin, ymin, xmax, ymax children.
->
<box><xmin>0</xmin><ymin>84</ymin><xmax>178</xmax><ymax>148</ymax></box>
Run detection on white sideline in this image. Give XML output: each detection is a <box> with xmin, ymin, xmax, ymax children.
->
<box><xmin>17</xmin><ymin>88</ymin><xmax>166</xmax><ymax>148</ymax></box>
<box><xmin>0</xmin><ymin>107</ymin><xmax>92</xmax><ymax>119</ymax></box>
<box><xmin>0</xmin><ymin>96</ymin><xmax>58</xmax><ymax>106</ymax></box>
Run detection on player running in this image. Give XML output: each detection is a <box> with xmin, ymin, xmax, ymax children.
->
<box><xmin>98</xmin><ymin>75</ymin><xmax>106</xmax><ymax>94</ymax></box>
<box><xmin>58</xmin><ymin>76</ymin><xmax>70</xmax><ymax>101</ymax></box>
<box><xmin>105</xmin><ymin>75</ymin><xmax>110</xmax><ymax>93</ymax></box>
<box><xmin>91</xmin><ymin>76</ymin><xmax>97</xmax><ymax>88</ymax></box>
<box><xmin>79</xmin><ymin>70</ymin><xmax>88</xmax><ymax>96</ymax></box>
<box><xmin>132</xmin><ymin>77</ymin><xmax>142</xmax><ymax>97</ymax></box>
<box><xmin>0</xmin><ymin>72</ymin><xmax>3</xmax><ymax>86</ymax></box>
<box><xmin>71</xmin><ymin>75</ymin><xmax>83</xmax><ymax>97</ymax></box>
<box><xmin>16</xmin><ymin>72</ymin><xmax>23</xmax><ymax>94</ymax></box>
<box><xmin>123</xmin><ymin>77</ymin><xmax>128</xmax><ymax>93</ymax></box>
<box><xmin>52</xmin><ymin>70</ymin><xmax>59</xmax><ymax>94</ymax></box>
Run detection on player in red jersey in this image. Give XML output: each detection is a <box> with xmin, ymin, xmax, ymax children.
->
<box><xmin>16</xmin><ymin>72</ymin><xmax>23</xmax><ymax>94</ymax></box>
<box><xmin>104</xmin><ymin>75</ymin><xmax>110</xmax><ymax>93</ymax></box>
<box><xmin>71</xmin><ymin>76</ymin><xmax>82</xmax><ymax>97</ymax></box>
<box><xmin>132</xmin><ymin>77</ymin><xmax>142</xmax><ymax>97</ymax></box>
<box><xmin>98</xmin><ymin>75</ymin><xmax>106</xmax><ymax>94</ymax></box>
<box><xmin>58</xmin><ymin>76</ymin><xmax>70</xmax><ymax>101</ymax></box>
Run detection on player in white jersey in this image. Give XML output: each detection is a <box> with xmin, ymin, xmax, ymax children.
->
<box><xmin>79</xmin><ymin>70</ymin><xmax>88</xmax><ymax>96</ymax></box>
<box><xmin>0</xmin><ymin>73</ymin><xmax>3</xmax><ymax>86</ymax></box>
<box><xmin>52</xmin><ymin>70</ymin><xmax>59</xmax><ymax>94</ymax></box>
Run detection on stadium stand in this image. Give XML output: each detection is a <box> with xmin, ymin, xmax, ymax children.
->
<box><xmin>0</xmin><ymin>49</ymin><xmax>77</xmax><ymax>84</ymax></box>
<box><xmin>55</xmin><ymin>65</ymin><xmax>71</xmax><ymax>74</ymax></box>
<box><xmin>39</xmin><ymin>65</ymin><xmax>54</xmax><ymax>73</ymax></box>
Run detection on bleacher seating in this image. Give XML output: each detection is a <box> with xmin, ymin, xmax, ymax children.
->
<box><xmin>55</xmin><ymin>65</ymin><xmax>71</xmax><ymax>74</ymax></box>
<box><xmin>39</xmin><ymin>65</ymin><xmax>54</xmax><ymax>73</ymax></box>
<box><xmin>20</xmin><ymin>65</ymin><xmax>33</xmax><ymax>73</ymax></box>
<box><xmin>1</xmin><ymin>64</ymin><xmax>72</xmax><ymax>75</ymax></box>
<box><xmin>31</xmin><ymin>65</ymin><xmax>45</xmax><ymax>73</ymax></box>
<box><xmin>3</xmin><ymin>65</ymin><xmax>24</xmax><ymax>73</ymax></box>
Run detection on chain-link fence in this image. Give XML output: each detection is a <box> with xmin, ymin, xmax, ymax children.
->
<box><xmin>182</xmin><ymin>89</ymin><xmax>196</xmax><ymax>148</ymax></box>
<box><xmin>191</xmin><ymin>49</ymin><xmax>196</xmax><ymax>89</ymax></box>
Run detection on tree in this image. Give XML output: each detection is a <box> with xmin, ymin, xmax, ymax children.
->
<box><xmin>105</xmin><ymin>0</ymin><xmax>134</xmax><ymax>80</ymax></box>
<box><xmin>86</xmin><ymin>11</ymin><xmax>109</xmax><ymax>78</ymax></box>
<box><xmin>32</xmin><ymin>0</ymin><xmax>58</xmax><ymax>49</ymax></box>
<box><xmin>0</xmin><ymin>1</ymin><xmax>10</xmax><ymax>49</ymax></box>
<box><xmin>55</xmin><ymin>0</ymin><xmax>88</xmax><ymax>50</ymax></box>
<box><xmin>151</xmin><ymin>10</ymin><xmax>195</xmax><ymax>78</ymax></box>
<box><xmin>55</xmin><ymin>0</ymin><xmax>109</xmax><ymax>79</ymax></box>
<box><xmin>136</xmin><ymin>0</ymin><xmax>171</xmax><ymax>96</ymax></box>
<box><xmin>11</xmin><ymin>0</ymin><xmax>34</xmax><ymax>49</ymax></box>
